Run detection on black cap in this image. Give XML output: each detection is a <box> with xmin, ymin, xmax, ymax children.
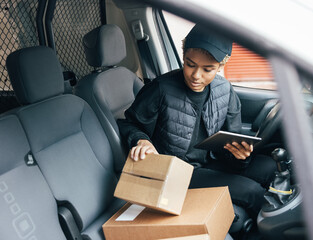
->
<box><xmin>185</xmin><ymin>24</ymin><xmax>233</xmax><ymax>62</ymax></box>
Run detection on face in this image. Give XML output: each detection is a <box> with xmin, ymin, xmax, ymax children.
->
<box><xmin>183</xmin><ymin>48</ymin><xmax>222</xmax><ymax>92</ymax></box>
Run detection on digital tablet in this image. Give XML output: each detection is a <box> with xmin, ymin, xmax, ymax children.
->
<box><xmin>194</xmin><ymin>131</ymin><xmax>262</xmax><ymax>151</ymax></box>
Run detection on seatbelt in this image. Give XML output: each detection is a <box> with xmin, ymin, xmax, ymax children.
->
<box><xmin>137</xmin><ymin>38</ymin><xmax>157</xmax><ymax>82</ymax></box>
<box><xmin>131</xmin><ymin>20</ymin><xmax>158</xmax><ymax>82</ymax></box>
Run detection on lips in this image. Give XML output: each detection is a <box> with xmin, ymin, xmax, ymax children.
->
<box><xmin>190</xmin><ymin>81</ymin><xmax>201</xmax><ymax>87</ymax></box>
<box><xmin>184</xmin><ymin>77</ymin><xmax>204</xmax><ymax>92</ymax></box>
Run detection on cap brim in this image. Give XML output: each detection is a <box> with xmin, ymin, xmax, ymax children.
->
<box><xmin>185</xmin><ymin>39</ymin><xmax>227</xmax><ymax>63</ymax></box>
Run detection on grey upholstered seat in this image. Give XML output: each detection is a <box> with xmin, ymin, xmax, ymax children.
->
<box><xmin>6</xmin><ymin>46</ymin><xmax>125</xmax><ymax>240</ymax></box>
<box><xmin>75</xmin><ymin>24</ymin><xmax>144</xmax><ymax>171</ymax></box>
<box><xmin>0</xmin><ymin>114</ymin><xmax>67</xmax><ymax>240</ymax></box>
<box><xmin>76</xmin><ymin>24</ymin><xmax>143</xmax><ymax>120</ymax></box>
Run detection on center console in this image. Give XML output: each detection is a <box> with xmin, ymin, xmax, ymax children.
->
<box><xmin>257</xmin><ymin>148</ymin><xmax>307</xmax><ymax>240</ymax></box>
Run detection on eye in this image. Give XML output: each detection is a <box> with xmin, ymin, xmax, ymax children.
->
<box><xmin>186</xmin><ymin>62</ymin><xmax>195</xmax><ymax>68</ymax></box>
<box><xmin>204</xmin><ymin>68</ymin><xmax>212</xmax><ymax>73</ymax></box>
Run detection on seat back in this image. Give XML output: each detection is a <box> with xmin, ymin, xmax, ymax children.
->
<box><xmin>6</xmin><ymin>46</ymin><xmax>123</xmax><ymax>239</ymax></box>
<box><xmin>77</xmin><ymin>24</ymin><xmax>143</xmax><ymax>120</ymax></box>
<box><xmin>75</xmin><ymin>25</ymin><xmax>144</xmax><ymax>172</ymax></box>
<box><xmin>0</xmin><ymin>114</ymin><xmax>66</xmax><ymax>240</ymax></box>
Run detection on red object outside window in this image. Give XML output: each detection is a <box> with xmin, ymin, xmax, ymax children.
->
<box><xmin>224</xmin><ymin>43</ymin><xmax>275</xmax><ymax>89</ymax></box>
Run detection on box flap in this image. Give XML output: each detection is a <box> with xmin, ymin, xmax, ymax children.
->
<box><xmin>122</xmin><ymin>154</ymin><xmax>179</xmax><ymax>181</ymax></box>
<box><xmin>114</xmin><ymin>173</ymin><xmax>164</xmax><ymax>207</ymax></box>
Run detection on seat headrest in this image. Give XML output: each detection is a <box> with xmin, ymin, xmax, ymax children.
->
<box><xmin>83</xmin><ymin>24</ymin><xmax>126</xmax><ymax>68</ymax></box>
<box><xmin>6</xmin><ymin>46</ymin><xmax>64</xmax><ymax>105</ymax></box>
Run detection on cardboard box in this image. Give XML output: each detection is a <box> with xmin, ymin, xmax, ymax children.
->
<box><xmin>104</xmin><ymin>187</ymin><xmax>234</xmax><ymax>240</ymax></box>
<box><xmin>114</xmin><ymin>153</ymin><xmax>194</xmax><ymax>215</ymax></box>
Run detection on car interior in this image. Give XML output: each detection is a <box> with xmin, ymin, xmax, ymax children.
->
<box><xmin>0</xmin><ymin>0</ymin><xmax>312</xmax><ymax>240</ymax></box>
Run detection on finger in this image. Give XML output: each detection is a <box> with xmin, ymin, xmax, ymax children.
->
<box><xmin>232</xmin><ymin>142</ymin><xmax>244</xmax><ymax>151</ymax></box>
<box><xmin>224</xmin><ymin>144</ymin><xmax>240</xmax><ymax>157</ymax></box>
<box><xmin>224</xmin><ymin>144</ymin><xmax>248</xmax><ymax>160</ymax></box>
<box><xmin>238</xmin><ymin>149</ymin><xmax>250</xmax><ymax>159</ymax></box>
<box><xmin>146</xmin><ymin>148</ymin><xmax>158</xmax><ymax>154</ymax></box>
<box><xmin>130</xmin><ymin>146</ymin><xmax>137</xmax><ymax>160</ymax></box>
<box><xmin>242</xmin><ymin>151</ymin><xmax>251</xmax><ymax>158</ymax></box>
<box><xmin>139</xmin><ymin>146</ymin><xmax>151</xmax><ymax>159</ymax></box>
<box><xmin>235</xmin><ymin>146</ymin><xmax>251</xmax><ymax>158</ymax></box>
<box><xmin>234</xmin><ymin>142</ymin><xmax>252</xmax><ymax>158</ymax></box>
<box><xmin>224</xmin><ymin>143</ymin><xmax>237</xmax><ymax>153</ymax></box>
<box><xmin>133</xmin><ymin>146</ymin><xmax>143</xmax><ymax>161</ymax></box>
<box><xmin>136</xmin><ymin>140</ymin><xmax>145</xmax><ymax>147</ymax></box>
<box><xmin>238</xmin><ymin>142</ymin><xmax>252</xmax><ymax>157</ymax></box>
<box><xmin>241</xmin><ymin>142</ymin><xmax>253</xmax><ymax>153</ymax></box>
<box><xmin>232</xmin><ymin>149</ymin><xmax>246</xmax><ymax>159</ymax></box>
<box><xmin>225</xmin><ymin>143</ymin><xmax>242</xmax><ymax>155</ymax></box>
<box><xmin>241</xmin><ymin>141</ymin><xmax>250</xmax><ymax>150</ymax></box>
<box><xmin>226</xmin><ymin>147</ymin><xmax>243</xmax><ymax>159</ymax></box>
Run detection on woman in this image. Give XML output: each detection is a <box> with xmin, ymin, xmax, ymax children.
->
<box><xmin>118</xmin><ymin>24</ymin><xmax>276</xmax><ymax>218</ymax></box>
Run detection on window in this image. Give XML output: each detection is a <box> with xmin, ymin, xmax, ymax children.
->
<box><xmin>163</xmin><ymin>11</ymin><xmax>276</xmax><ymax>90</ymax></box>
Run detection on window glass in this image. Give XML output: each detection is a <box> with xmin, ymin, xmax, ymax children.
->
<box><xmin>163</xmin><ymin>11</ymin><xmax>276</xmax><ymax>90</ymax></box>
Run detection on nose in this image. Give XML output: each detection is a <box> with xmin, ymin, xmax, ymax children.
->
<box><xmin>192</xmin><ymin>68</ymin><xmax>201</xmax><ymax>79</ymax></box>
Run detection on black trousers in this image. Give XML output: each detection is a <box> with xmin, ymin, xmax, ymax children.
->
<box><xmin>189</xmin><ymin>154</ymin><xmax>276</xmax><ymax>218</ymax></box>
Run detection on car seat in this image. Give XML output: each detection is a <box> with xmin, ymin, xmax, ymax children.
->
<box><xmin>6</xmin><ymin>46</ymin><xmax>125</xmax><ymax>240</ymax></box>
<box><xmin>75</xmin><ymin>24</ymin><xmax>144</xmax><ymax>171</ymax></box>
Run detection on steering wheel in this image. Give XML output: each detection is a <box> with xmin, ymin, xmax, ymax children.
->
<box><xmin>254</xmin><ymin>103</ymin><xmax>281</xmax><ymax>150</ymax></box>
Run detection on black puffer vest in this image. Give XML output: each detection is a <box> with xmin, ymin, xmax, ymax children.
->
<box><xmin>151</xmin><ymin>71</ymin><xmax>231</xmax><ymax>159</ymax></box>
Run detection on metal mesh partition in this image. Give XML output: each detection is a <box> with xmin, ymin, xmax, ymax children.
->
<box><xmin>0</xmin><ymin>0</ymin><xmax>38</xmax><ymax>113</ymax></box>
<box><xmin>0</xmin><ymin>0</ymin><xmax>102</xmax><ymax>113</ymax></box>
<box><xmin>53</xmin><ymin>0</ymin><xmax>102</xmax><ymax>80</ymax></box>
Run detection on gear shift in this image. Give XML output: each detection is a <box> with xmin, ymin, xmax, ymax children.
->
<box><xmin>272</xmin><ymin>148</ymin><xmax>289</xmax><ymax>173</ymax></box>
<box><xmin>264</xmin><ymin>148</ymin><xmax>293</xmax><ymax>209</ymax></box>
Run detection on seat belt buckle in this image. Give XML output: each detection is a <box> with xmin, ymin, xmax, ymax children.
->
<box><xmin>25</xmin><ymin>152</ymin><xmax>37</xmax><ymax>166</ymax></box>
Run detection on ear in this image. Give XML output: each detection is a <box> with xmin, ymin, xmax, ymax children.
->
<box><xmin>217</xmin><ymin>64</ymin><xmax>225</xmax><ymax>72</ymax></box>
<box><xmin>182</xmin><ymin>54</ymin><xmax>187</xmax><ymax>65</ymax></box>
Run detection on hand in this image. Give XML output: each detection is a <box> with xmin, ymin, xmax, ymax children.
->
<box><xmin>130</xmin><ymin>139</ymin><xmax>158</xmax><ymax>161</ymax></box>
<box><xmin>224</xmin><ymin>141</ymin><xmax>253</xmax><ymax>160</ymax></box>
